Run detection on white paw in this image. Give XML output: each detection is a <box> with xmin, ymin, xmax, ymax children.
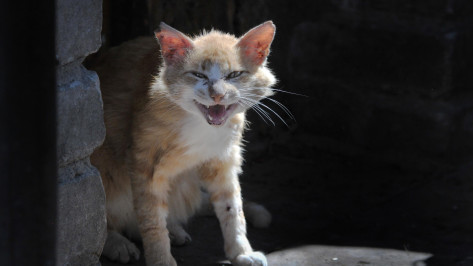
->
<box><xmin>232</xmin><ymin>251</ymin><xmax>268</xmax><ymax>266</ymax></box>
<box><xmin>244</xmin><ymin>202</ymin><xmax>272</xmax><ymax>228</ymax></box>
<box><xmin>168</xmin><ymin>224</ymin><xmax>192</xmax><ymax>246</ymax></box>
<box><xmin>102</xmin><ymin>231</ymin><xmax>140</xmax><ymax>263</ymax></box>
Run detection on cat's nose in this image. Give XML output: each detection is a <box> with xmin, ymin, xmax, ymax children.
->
<box><xmin>211</xmin><ymin>93</ymin><xmax>225</xmax><ymax>104</ymax></box>
<box><xmin>209</xmin><ymin>82</ymin><xmax>226</xmax><ymax>104</ymax></box>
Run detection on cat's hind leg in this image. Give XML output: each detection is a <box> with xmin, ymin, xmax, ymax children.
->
<box><xmin>102</xmin><ymin>230</ymin><xmax>140</xmax><ymax>263</ymax></box>
<box><xmin>168</xmin><ymin>221</ymin><xmax>192</xmax><ymax>246</ymax></box>
<box><xmin>167</xmin><ymin>168</ymin><xmax>202</xmax><ymax>246</ymax></box>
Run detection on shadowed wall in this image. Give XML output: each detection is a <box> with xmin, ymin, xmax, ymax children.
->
<box><xmin>102</xmin><ymin>0</ymin><xmax>473</xmax><ymax>170</ymax></box>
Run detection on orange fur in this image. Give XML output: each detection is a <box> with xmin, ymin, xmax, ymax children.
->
<box><xmin>90</xmin><ymin>21</ymin><xmax>277</xmax><ymax>266</ymax></box>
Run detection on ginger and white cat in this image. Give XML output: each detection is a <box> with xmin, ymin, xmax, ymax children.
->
<box><xmin>90</xmin><ymin>21</ymin><xmax>277</xmax><ymax>266</ymax></box>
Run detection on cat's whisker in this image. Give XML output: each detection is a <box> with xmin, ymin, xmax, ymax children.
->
<box><xmin>239</xmin><ymin>99</ymin><xmax>274</xmax><ymax>126</ymax></box>
<box><xmin>264</xmin><ymin>97</ymin><xmax>295</xmax><ymax>121</ymax></box>
<box><xmin>239</xmin><ymin>97</ymin><xmax>276</xmax><ymax>125</ymax></box>
<box><xmin>251</xmin><ymin>104</ymin><xmax>275</xmax><ymax>126</ymax></box>
<box><xmin>238</xmin><ymin>100</ymin><xmax>273</xmax><ymax>125</ymax></box>
<box><xmin>239</xmin><ymin>92</ymin><xmax>295</xmax><ymax>122</ymax></box>
<box><xmin>238</xmin><ymin>101</ymin><xmax>268</xmax><ymax>125</ymax></box>
<box><xmin>238</xmin><ymin>87</ymin><xmax>306</xmax><ymax>97</ymax></box>
<box><xmin>239</xmin><ymin>96</ymin><xmax>288</xmax><ymax>127</ymax></box>
<box><xmin>238</xmin><ymin>97</ymin><xmax>272</xmax><ymax>120</ymax></box>
<box><xmin>271</xmin><ymin>88</ymin><xmax>308</xmax><ymax>97</ymax></box>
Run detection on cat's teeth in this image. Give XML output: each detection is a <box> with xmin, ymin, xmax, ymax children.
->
<box><xmin>206</xmin><ymin>105</ymin><xmax>209</xmax><ymax>109</ymax></box>
<box><xmin>208</xmin><ymin>114</ymin><xmax>213</xmax><ymax>121</ymax></box>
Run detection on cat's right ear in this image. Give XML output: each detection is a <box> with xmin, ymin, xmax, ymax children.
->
<box><xmin>237</xmin><ymin>21</ymin><xmax>276</xmax><ymax>67</ymax></box>
<box><xmin>154</xmin><ymin>22</ymin><xmax>194</xmax><ymax>66</ymax></box>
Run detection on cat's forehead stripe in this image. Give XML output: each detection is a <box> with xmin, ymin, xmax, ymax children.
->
<box><xmin>208</xmin><ymin>64</ymin><xmax>222</xmax><ymax>80</ymax></box>
<box><xmin>201</xmin><ymin>59</ymin><xmax>211</xmax><ymax>71</ymax></box>
<box><xmin>198</xmin><ymin>56</ymin><xmax>232</xmax><ymax>72</ymax></box>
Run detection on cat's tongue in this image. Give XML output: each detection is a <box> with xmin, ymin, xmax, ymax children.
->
<box><xmin>208</xmin><ymin>105</ymin><xmax>226</xmax><ymax>124</ymax></box>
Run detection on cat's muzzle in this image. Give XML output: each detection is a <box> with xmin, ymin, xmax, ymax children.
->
<box><xmin>194</xmin><ymin>100</ymin><xmax>238</xmax><ymax>125</ymax></box>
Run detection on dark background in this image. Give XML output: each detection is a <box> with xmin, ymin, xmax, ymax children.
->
<box><xmin>98</xmin><ymin>1</ymin><xmax>473</xmax><ymax>265</ymax></box>
<box><xmin>1</xmin><ymin>1</ymin><xmax>56</xmax><ymax>265</ymax></box>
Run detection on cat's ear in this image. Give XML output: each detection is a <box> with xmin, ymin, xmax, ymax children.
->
<box><xmin>237</xmin><ymin>21</ymin><xmax>276</xmax><ymax>67</ymax></box>
<box><xmin>154</xmin><ymin>22</ymin><xmax>194</xmax><ymax>66</ymax></box>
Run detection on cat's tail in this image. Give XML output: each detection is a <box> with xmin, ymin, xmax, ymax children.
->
<box><xmin>243</xmin><ymin>201</ymin><xmax>272</xmax><ymax>228</ymax></box>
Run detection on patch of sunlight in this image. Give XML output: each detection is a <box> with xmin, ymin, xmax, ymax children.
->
<box><xmin>266</xmin><ymin>245</ymin><xmax>432</xmax><ymax>266</ymax></box>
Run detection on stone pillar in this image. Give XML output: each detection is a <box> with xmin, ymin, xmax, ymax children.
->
<box><xmin>55</xmin><ymin>0</ymin><xmax>107</xmax><ymax>265</ymax></box>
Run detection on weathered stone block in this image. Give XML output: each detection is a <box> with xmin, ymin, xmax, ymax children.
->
<box><xmin>57</xmin><ymin>158</ymin><xmax>107</xmax><ymax>266</ymax></box>
<box><xmin>57</xmin><ymin>63</ymin><xmax>105</xmax><ymax>167</ymax></box>
<box><xmin>56</xmin><ymin>0</ymin><xmax>106</xmax><ymax>265</ymax></box>
<box><xmin>56</xmin><ymin>0</ymin><xmax>102</xmax><ymax>65</ymax></box>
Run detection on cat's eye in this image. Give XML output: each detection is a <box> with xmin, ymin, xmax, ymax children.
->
<box><xmin>226</xmin><ymin>71</ymin><xmax>244</xmax><ymax>80</ymax></box>
<box><xmin>191</xmin><ymin>72</ymin><xmax>208</xmax><ymax>79</ymax></box>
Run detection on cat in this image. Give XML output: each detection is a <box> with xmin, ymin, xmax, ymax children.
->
<box><xmin>90</xmin><ymin>21</ymin><xmax>277</xmax><ymax>266</ymax></box>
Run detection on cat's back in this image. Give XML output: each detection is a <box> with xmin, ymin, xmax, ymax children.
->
<box><xmin>91</xmin><ymin>36</ymin><xmax>160</xmax><ymax>101</ymax></box>
<box><xmin>89</xmin><ymin>37</ymin><xmax>161</xmax><ymax>194</ymax></box>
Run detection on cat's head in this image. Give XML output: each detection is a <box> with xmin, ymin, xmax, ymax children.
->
<box><xmin>154</xmin><ymin>21</ymin><xmax>277</xmax><ymax>126</ymax></box>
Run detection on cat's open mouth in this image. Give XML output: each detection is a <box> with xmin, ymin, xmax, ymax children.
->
<box><xmin>194</xmin><ymin>101</ymin><xmax>238</xmax><ymax>125</ymax></box>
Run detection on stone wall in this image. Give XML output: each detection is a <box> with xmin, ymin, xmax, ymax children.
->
<box><xmin>56</xmin><ymin>0</ymin><xmax>107</xmax><ymax>265</ymax></box>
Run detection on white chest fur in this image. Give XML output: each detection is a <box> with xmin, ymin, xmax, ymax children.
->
<box><xmin>178</xmin><ymin>113</ymin><xmax>240</xmax><ymax>162</ymax></box>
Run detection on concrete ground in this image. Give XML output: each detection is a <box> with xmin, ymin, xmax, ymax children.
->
<box><xmin>102</xmin><ymin>127</ymin><xmax>473</xmax><ymax>266</ymax></box>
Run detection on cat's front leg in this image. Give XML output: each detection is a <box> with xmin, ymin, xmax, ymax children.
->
<box><xmin>131</xmin><ymin>166</ymin><xmax>177</xmax><ymax>266</ymax></box>
<box><xmin>200</xmin><ymin>159</ymin><xmax>268</xmax><ymax>266</ymax></box>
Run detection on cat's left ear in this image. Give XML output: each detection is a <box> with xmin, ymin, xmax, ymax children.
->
<box><xmin>237</xmin><ymin>21</ymin><xmax>276</xmax><ymax>67</ymax></box>
<box><xmin>155</xmin><ymin>22</ymin><xmax>194</xmax><ymax>66</ymax></box>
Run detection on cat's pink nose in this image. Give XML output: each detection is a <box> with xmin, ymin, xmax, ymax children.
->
<box><xmin>211</xmin><ymin>93</ymin><xmax>224</xmax><ymax>104</ymax></box>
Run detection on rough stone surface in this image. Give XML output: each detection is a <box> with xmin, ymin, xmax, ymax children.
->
<box><xmin>56</xmin><ymin>63</ymin><xmax>105</xmax><ymax>167</ymax></box>
<box><xmin>56</xmin><ymin>0</ymin><xmax>102</xmax><ymax>65</ymax></box>
<box><xmin>56</xmin><ymin>0</ymin><xmax>106</xmax><ymax>264</ymax></box>
<box><xmin>57</xmin><ymin>158</ymin><xmax>106</xmax><ymax>266</ymax></box>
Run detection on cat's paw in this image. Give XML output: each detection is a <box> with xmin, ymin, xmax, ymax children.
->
<box><xmin>232</xmin><ymin>251</ymin><xmax>268</xmax><ymax>266</ymax></box>
<box><xmin>168</xmin><ymin>223</ymin><xmax>192</xmax><ymax>246</ymax></box>
<box><xmin>148</xmin><ymin>257</ymin><xmax>178</xmax><ymax>266</ymax></box>
<box><xmin>244</xmin><ymin>202</ymin><xmax>272</xmax><ymax>228</ymax></box>
<box><xmin>102</xmin><ymin>231</ymin><xmax>140</xmax><ymax>263</ymax></box>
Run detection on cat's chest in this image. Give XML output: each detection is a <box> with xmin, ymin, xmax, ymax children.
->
<box><xmin>177</xmin><ymin>115</ymin><xmax>240</xmax><ymax>161</ymax></box>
